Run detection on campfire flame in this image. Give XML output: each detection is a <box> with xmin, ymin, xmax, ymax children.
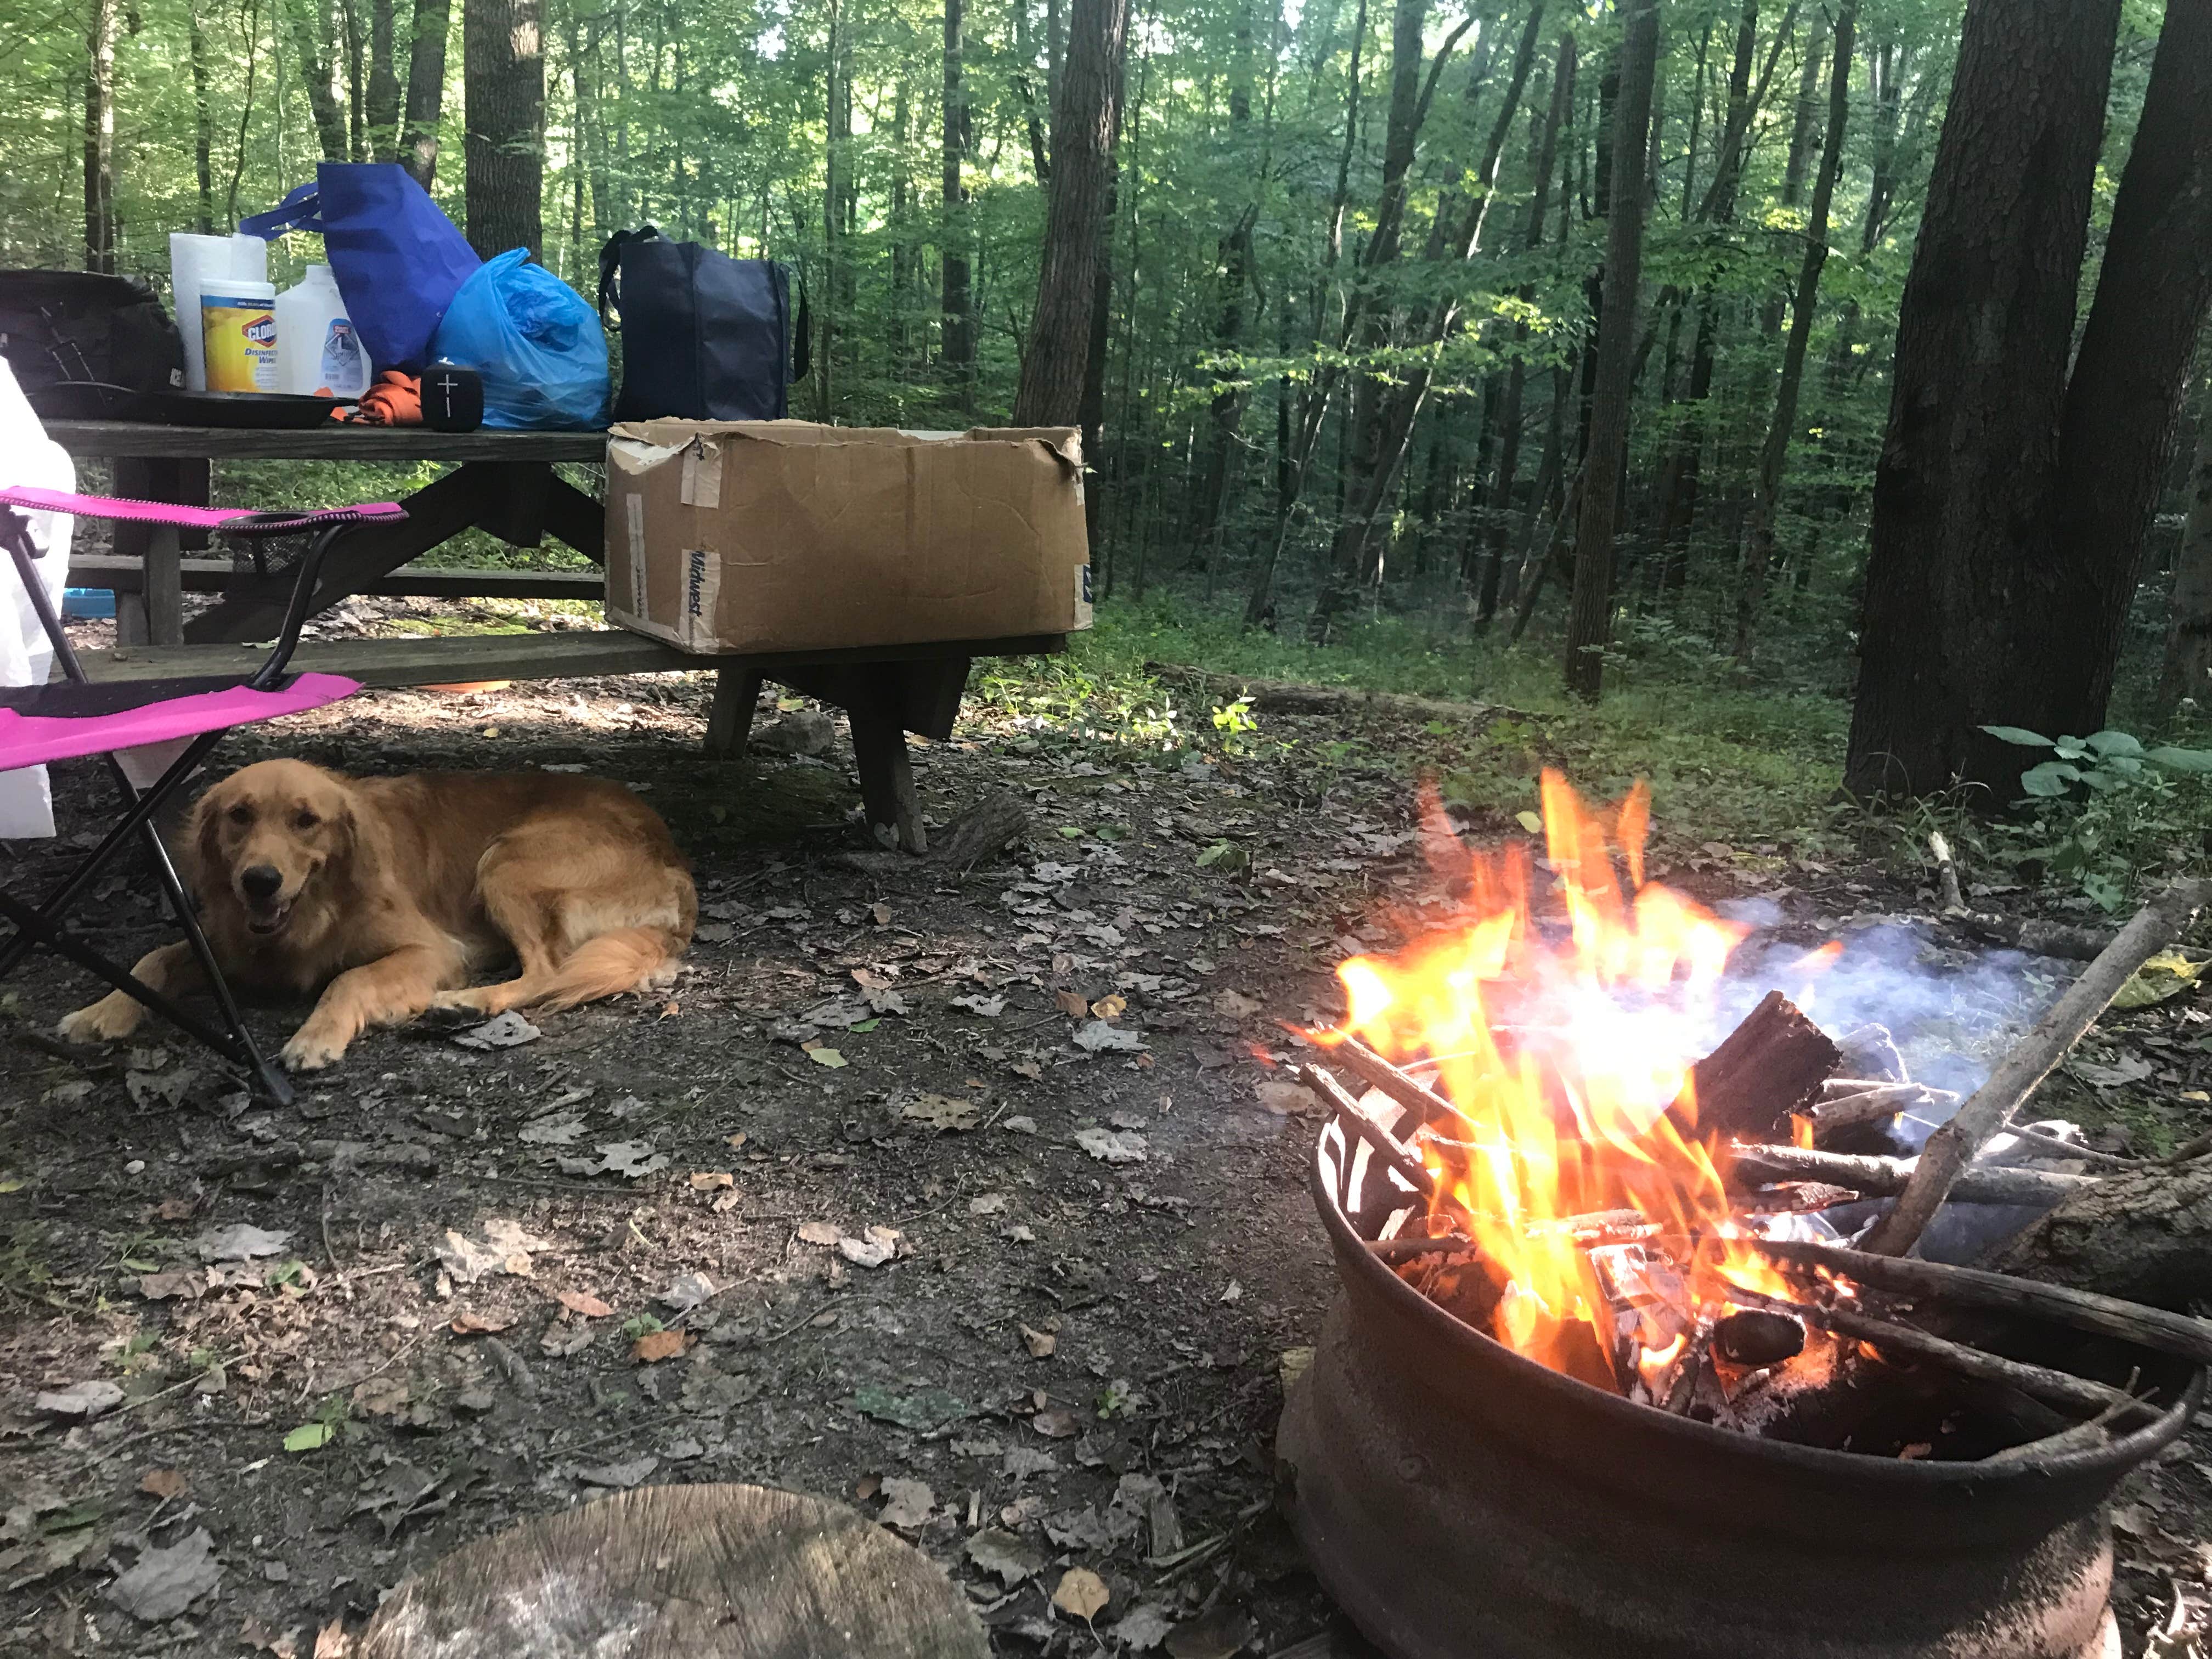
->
<box><xmin>1324</xmin><ymin>770</ymin><xmax>1813</xmax><ymax>1394</ymax></box>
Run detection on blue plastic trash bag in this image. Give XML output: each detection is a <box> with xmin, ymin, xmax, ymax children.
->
<box><xmin>428</xmin><ymin>250</ymin><xmax>610</xmax><ymax>430</ymax></box>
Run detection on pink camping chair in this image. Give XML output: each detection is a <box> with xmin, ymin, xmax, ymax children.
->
<box><xmin>0</xmin><ymin>487</ymin><xmax>405</xmax><ymax>1102</ymax></box>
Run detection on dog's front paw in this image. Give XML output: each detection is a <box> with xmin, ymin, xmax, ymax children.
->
<box><xmin>58</xmin><ymin>994</ymin><xmax>144</xmax><ymax>1045</ymax></box>
<box><xmin>279</xmin><ymin>1026</ymin><xmax>349</xmax><ymax>1071</ymax></box>
<box><xmin>427</xmin><ymin>988</ymin><xmax>494</xmax><ymax>1016</ymax></box>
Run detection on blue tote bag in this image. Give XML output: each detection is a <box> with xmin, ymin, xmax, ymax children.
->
<box><xmin>240</xmin><ymin>163</ymin><xmax>481</xmax><ymax>374</ymax></box>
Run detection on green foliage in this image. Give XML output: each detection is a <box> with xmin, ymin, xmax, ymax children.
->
<box><xmin>1980</xmin><ymin>725</ymin><xmax>2212</xmax><ymax>910</ymax></box>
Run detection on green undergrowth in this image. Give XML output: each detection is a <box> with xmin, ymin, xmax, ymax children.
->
<box><xmin>970</xmin><ymin>595</ymin><xmax>1851</xmax><ymax>850</ymax></box>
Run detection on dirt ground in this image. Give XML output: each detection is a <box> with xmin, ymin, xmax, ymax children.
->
<box><xmin>3</xmin><ymin>616</ymin><xmax>2209</xmax><ymax>1657</ymax></box>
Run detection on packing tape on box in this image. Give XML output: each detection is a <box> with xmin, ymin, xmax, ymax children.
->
<box><xmin>680</xmin><ymin>438</ymin><xmax>722</xmax><ymax>509</ymax></box>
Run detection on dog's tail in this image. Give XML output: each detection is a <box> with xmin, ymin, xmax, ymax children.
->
<box><xmin>533</xmin><ymin>927</ymin><xmax>686</xmax><ymax>1013</ymax></box>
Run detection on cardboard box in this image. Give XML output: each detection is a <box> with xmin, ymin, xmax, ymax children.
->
<box><xmin>604</xmin><ymin>420</ymin><xmax>1093</xmax><ymax>655</ymax></box>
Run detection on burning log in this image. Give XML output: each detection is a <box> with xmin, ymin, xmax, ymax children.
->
<box><xmin>1803</xmin><ymin>1302</ymin><xmax>2158</xmax><ymax>1429</ymax></box>
<box><xmin>1797</xmin><ymin>1080</ymin><xmax>1956</xmax><ymax>1141</ymax></box>
<box><xmin>1744</xmin><ymin>1235</ymin><xmax>2212</xmax><ymax>1367</ymax></box>
<box><xmin>1726</xmin><ymin>1144</ymin><xmax>2093</xmax><ymax>1207</ymax></box>
<box><xmin>1297</xmin><ymin>1064</ymin><xmax>1436</xmax><ymax>1198</ymax></box>
<box><xmin>1863</xmin><ymin>876</ymin><xmax>2211</xmax><ymax>1256</ymax></box>
<box><xmin>1676</xmin><ymin>990</ymin><xmax>1841</xmax><ymax>1141</ymax></box>
<box><xmin>1321</xmin><ymin>1032</ymin><xmax>1474</xmax><ymax>1133</ymax></box>
<box><xmin>1713</xmin><ymin>1308</ymin><xmax>1806</xmax><ymax>1369</ymax></box>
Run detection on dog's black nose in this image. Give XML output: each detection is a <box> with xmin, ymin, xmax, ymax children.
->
<box><xmin>240</xmin><ymin>865</ymin><xmax>283</xmax><ymax>901</ymax></box>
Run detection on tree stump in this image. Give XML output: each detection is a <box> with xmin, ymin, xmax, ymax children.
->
<box><xmin>355</xmin><ymin>1485</ymin><xmax>990</xmax><ymax>1659</ymax></box>
<box><xmin>1984</xmin><ymin>1159</ymin><xmax>2212</xmax><ymax>1310</ymax></box>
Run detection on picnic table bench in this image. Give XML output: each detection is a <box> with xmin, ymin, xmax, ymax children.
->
<box><xmin>43</xmin><ymin>420</ymin><xmax>1067</xmax><ymax>853</ymax></box>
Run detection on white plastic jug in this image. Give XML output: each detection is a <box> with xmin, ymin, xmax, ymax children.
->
<box><xmin>275</xmin><ymin>264</ymin><xmax>369</xmax><ymax>399</ymax></box>
<box><xmin>170</xmin><ymin>232</ymin><xmax>268</xmax><ymax>391</ymax></box>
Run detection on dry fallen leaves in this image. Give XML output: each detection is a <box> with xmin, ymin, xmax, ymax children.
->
<box><xmin>1090</xmin><ymin>994</ymin><xmax>1127</xmax><ymax>1019</ymax></box>
<box><xmin>139</xmin><ymin>1468</ymin><xmax>188</xmax><ymax>1500</ymax></box>
<box><xmin>449</xmin><ymin>1311</ymin><xmax>515</xmax><ymax>1335</ymax></box>
<box><xmin>631</xmin><ymin>1328</ymin><xmax>690</xmax><ymax>1363</ymax></box>
<box><xmin>1020</xmin><ymin>1324</ymin><xmax>1058</xmax><ymax>1359</ymax></box>
<box><xmin>557</xmin><ymin>1289</ymin><xmax>614</xmax><ymax>1318</ymax></box>
<box><xmin>1053</xmin><ymin>1566</ymin><xmax>1111</xmax><ymax>1622</ymax></box>
<box><xmin>1055</xmin><ymin>989</ymin><xmax>1090</xmax><ymax>1017</ymax></box>
<box><xmin>688</xmin><ymin>1171</ymin><xmax>736</xmax><ymax>1191</ymax></box>
<box><xmin>878</xmin><ymin>1478</ymin><xmax>936</xmax><ymax>1530</ymax></box>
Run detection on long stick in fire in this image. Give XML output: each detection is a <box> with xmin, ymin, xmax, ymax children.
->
<box><xmin>1744</xmin><ymin>1235</ymin><xmax>2212</xmax><ymax>1368</ymax></box>
<box><xmin>1297</xmin><ymin>1064</ymin><xmax>1438</xmax><ymax>1198</ymax></box>
<box><xmin>1317</xmin><ymin>1033</ymin><xmax>1478</xmax><ymax>1133</ymax></box>
<box><xmin>1714</xmin><ymin>1277</ymin><xmax>2162</xmax><ymax>1427</ymax></box>
<box><xmin>1861</xmin><ymin>876</ymin><xmax>2210</xmax><ymax>1256</ymax></box>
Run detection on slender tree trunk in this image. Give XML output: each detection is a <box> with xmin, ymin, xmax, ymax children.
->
<box><xmin>1014</xmin><ymin>0</ymin><xmax>1130</xmax><ymax>424</ymax></box>
<box><xmin>344</xmin><ymin>0</ymin><xmax>368</xmax><ymax>159</ymax></box>
<box><xmin>82</xmin><ymin>0</ymin><xmax>117</xmax><ymax>272</ymax></box>
<box><xmin>463</xmin><ymin>0</ymin><xmax>546</xmax><ymax>258</ymax></box>
<box><xmin>1735</xmin><ymin>0</ymin><xmax>1854</xmax><ymax>661</ymax></box>
<box><xmin>564</xmin><ymin>4</ymin><xmax>587</xmax><ymax>281</ymax></box>
<box><xmin>399</xmin><ymin>0</ymin><xmax>452</xmax><ymax>187</ymax></box>
<box><xmin>2158</xmin><ymin>383</ymin><xmax>2212</xmax><ymax>712</ymax></box>
<box><xmin>1481</xmin><ymin>31</ymin><xmax>1571</xmax><ymax>628</ymax></box>
<box><xmin>819</xmin><ymin>0</ymin><xmax>843</xmax><ymax>418</ymax></box>
<box><xmin>1562</xmin><ymin>0</ymin><xmax>1657</xmax><ymax>700</ymax></box>
<box><xmin>288</xmin><ymin>0</ymin><xmax>351</xmax><ymax>161</ymax></box>
<box><xmin>942</xmin><ymin>0</ymin><xmax>976</xmax><ymax>404</ymax></box>
<box><xmin>188</xmin><ymin>0</ymin><xmax>216</xmax><ymax>232</ymax></box>
<box><xmin>1780</xmin><ymin>21</ymin><xmax>1823</xmax><ymax>206</ymax></box>
<box><xmin>367</xmin><ymin>0</ymin><xmax>403</xmax><ymax>158</ymax></box>
<box><xmin>1843</xmin><ymin>0</ymin><xmax>2121</xmax><ymax>796</ymax></box>
<box><xmin>226</xmin><ymin>0</ymin><xmax>262</xmax><ymax>225</ymax></box>
<box><xmin>891</xmin><ymin>81</ymin><xmax>912</xmax><ymax>367</ymax></box>
<box><xmin>2044</xmin><ymin>0</ymin><xmax>2212</xmax><ymax>733</ymax></box>
<box><xmin>1187</xmin><ymin>0</ymin><xmax>1256</xmax><ymax>566</ymax></box>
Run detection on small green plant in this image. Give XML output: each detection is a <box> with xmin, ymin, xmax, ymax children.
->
<box><xmin>1982</xmin><ymin>726</ymin><xmax>2212</xmax><ymax>910</ymax></box>
<box><xmin>619</xmin><ymin>1312</ymin><xmax>664</xmax><ymax>1342</ymax></box>
<box><xmin>1210</xmin><ymin>695</ymin><xmax>1260</xmax><ymax>755</ymax></box>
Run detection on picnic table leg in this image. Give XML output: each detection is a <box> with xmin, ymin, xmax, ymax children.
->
<box><xmin>705</xmin><ymin>667</ymin><xmax>765</xmax><ymax>758</ymax></box>
<box><xmin>112</xmin><ymin>457</ymin><xmax>186</xmax><ymax>647</ymax></box>
<box><xmin>847</xmin><ymin>672</ymin><xmax>928</xmax><ymax>855</ymax></box>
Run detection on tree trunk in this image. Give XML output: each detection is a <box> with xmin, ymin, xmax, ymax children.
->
<box><xmin>344</xmin><ymin>0</ymin><xmax>368</xmax><ymax>159</ymax></box>
<box><xmin>890</xmin><ymin>81</ymin><xmax>912</xmax><ymax>365</ymax></box>
<box><xmin>289</xmin><ymin>0</ymin><xmax>352</xmax><ymax>161</ymax></box>
<box><xmin>367</xmin><ymin>0</ymin><xmax>403</xmax><ymax>159</ymax></box>
<box><xmin>188</xmin><ymin>0</ymin><xmax>216</xmax><ymax>233</ymax></box>
<box><xmin>2045</xmin><ymin>0</ymin><xmax>2212</xmax><ymax>735</ymax></box>
<box><xmin>399</xmin><ymin>0</ymin><xmax>452</xmax><ymax>187</ymax></box>
<box><xmin>82</xmin><ymin>0</ymin><xmax>117</xmax><ymax>272</ymax></box>
<box><xmin>463</xmin><ymin>0</ymin><xmax>546</xmax><ymax>259</ymax></box>
<box><xmin>1186</xmin><ymin>0</ymin><xmax>1256</xmax><ymax>568</ymax></box>
<box><xmin>1780</xmin><ymin>21</ymin><xmax>1824</xmax><ymax>207</ymax></box>
<box><xmin>1735</xmin><ymin>0</ymin><xmax>1854</xmax><ymax>662</ymax></box>
<box><xmin>1842</xmin><ymin>0</ymin><xmax>2121</xmax><ymax>797</ymax></box>
<box><xmin>1014</xmin><ymin>0</ymin><xmax>1131</xmax><ymax>425</ymax></box>
<box><xmin>1478</xmin><ymin>30</ymin><xmax>1573</xmax><ymax>630</ymax></box>
<box><xmin>819</xmin><ymin>0</ymin><xmax>843</xmax><ymax>418</ymax></box>
<box><xmin>1562</xmin><ymin>0</ymin><xmax>1657</xmax><ymax>700</ymax></box>
<box><xmin>2158</xmin><ymin>383</ymin><xmax>2212</xmax><ymax>712</ymax></box>
<box><xmin>942</xmin><ymin>0</ymin><xmax>976</xmax><ymax>404</ymax></box>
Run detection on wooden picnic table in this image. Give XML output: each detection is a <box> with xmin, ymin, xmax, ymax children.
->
<box><xmin>42</xmin><ymin>420</ymin><xmax>1065</xmax><ymax>853</ymax></box>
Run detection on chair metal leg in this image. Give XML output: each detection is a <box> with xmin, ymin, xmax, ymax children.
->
<box><xmin>0</xmin><ymin>730</ymin><xmax>224</xmax><ymax>983</ymax></box>
<box><xmin>0</xmin><ymin>888</ymin><xmax>257</xmax><ymax>1072</ymax></box>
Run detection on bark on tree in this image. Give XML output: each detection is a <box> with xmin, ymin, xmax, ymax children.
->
<box><xmin>942</xmin><ymin>0</ymin><xmax>976</xmax><ymax>404</ymax></box>
<box><xmin>462</xmin><ymin>0</ymin><xmax>546</xmax><ymax>259</ymax></box>
<box><xmin>1843</xmin><ymin>0</ymin><xmax>2124</xmax><ymax>796</ymax></box>
<box><xmin>1479</xmin><ymin>33</ymin><xmax>1571</xmax><ymax>628</ymax></box>
<box><xmin>188</xmin><ymin>0</ymin><xmax>216</xmax><ymax>233</ymax></box>
<box><xmin>2158</xmin><ymin>384</ymin><xmax>2212</xmax><ymax>712</ymax></box>
<box><xmin>344</xmin><ymin>0</ymin><xmax>368</xmax><ymax>159</ymax></box>
<box><xmin>1186</xmin><ymin>0</ymin><xmax>1257</xmax><ymax>569</ymax></box>
<box><xmin>1014</xmin><ymin>0</ymin><xmax>1130</xmax><ymax>425</ymax></box>
<box><xmin>82</xmin><ymin>0</ymin><xmax>117</xmax><ymax>273</ymax></box>
<box><xmin>1734</xmin><ymin>0</ymin><xmax>1853</xmax><ymax>662</ymax></box>
<box><xmin>289</xmin><ymin>0</ymin><xmax>352</xmax><ymax>162</ymax></box>
<box><xmin>819</xmin><ymin>0</ymin><xmax>845</xmax><ymax>419</ymax></box>
<box><xmin>1561</xmin><ymin>0</ymin><xmax>1657</xmax><ymax>701</ymax></box>
<box><xmin>2045</xmin><ymin>0</ymin><xmax>2212</xmax><ymax>735</ymax></box>
<box><xmin>399</xmin><ymin>0</ymin><xmax>452</xmax><ymax>187</ymax></box>
<box><xmin>366</xmin><ymin>0</ymin><xmax>403</xmax><ymax>160</ymax></box>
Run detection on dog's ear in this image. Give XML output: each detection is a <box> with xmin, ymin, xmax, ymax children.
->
<box><xmin>185</xmin><ymin>788</ymin><xmax>224</xmax><ymax>895</ymax></box>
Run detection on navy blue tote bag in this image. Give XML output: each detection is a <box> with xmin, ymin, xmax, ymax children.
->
<box><xmin>240</xmin><ymin>163</ymin><xmax>482</xmax><ymax>374</ymax></box>
<box><xmin>597</xmin><ymin>228</ymin><xmax>809</xmax><ymax>421</ymax></box>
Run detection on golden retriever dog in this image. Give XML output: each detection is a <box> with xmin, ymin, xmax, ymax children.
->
<box><xmin>59</xmin><ymin>759</ymin><xmax>695</xmax><ymax>1070</ymax></box>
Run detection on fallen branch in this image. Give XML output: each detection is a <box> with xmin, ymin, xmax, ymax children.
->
<box><xmin>1799</xmin><ymin>1081</ymin><xmax>1955</xmax><ymax>1138</ymax></box>
<box><xmin>1993</xmin><ymin>1124</ymin><xmax>2143</xmax><ymax>1171</ymax></box>
<box><xmin>1726</xmin><ymin>1143</ymin><xmax>2092</xmax><ymax>1206</ymax></box>
<box><xmin>1862</xmin><ymin>877</ymin><xmax>2211</xmax><ymax>1257</ymax></box>
<box><xmin>1143</xmin><ymin>661</ymin><xmax>1523</xmax><ymax>726</ymax></box>
<box><xmin>1983</xmin><ymin>1158</ymin><xmax>2212</xmax><ymax>1310</ymax></box>
<box><xmin>1745</xmin><ymin>1235</ymin><xmax>2212</xmax><ymax>1367</ymax></box>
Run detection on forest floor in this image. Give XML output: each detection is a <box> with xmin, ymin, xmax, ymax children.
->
<box><xmin>1</xmin><ymin>598</ymin><xmax>2208</xmax><ymax>1657</ymax></box>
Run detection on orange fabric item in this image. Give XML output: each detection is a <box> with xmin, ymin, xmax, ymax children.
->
<box><xmin>351</xmin><ymin>371</ymin><xmax>422</xmax><ymax>425</ymax></box>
